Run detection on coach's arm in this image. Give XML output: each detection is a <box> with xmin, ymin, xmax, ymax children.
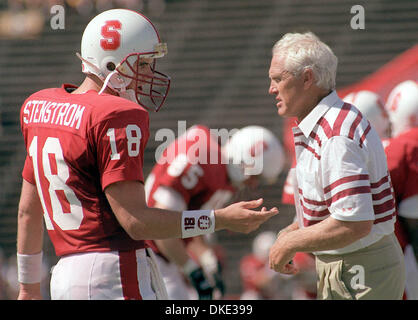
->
<box><xmin>269</xmin><ymin>217</ymin><xmax>372</xmax><ymax>274</ymax></box>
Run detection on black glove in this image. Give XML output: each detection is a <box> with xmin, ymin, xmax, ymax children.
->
<box><xmin>211</xmin><ymin>262</ymin><xmax>225</xmax><ymax>297</ymax></box>
<box><xmin>187</xmin><ymin>266</ymin><xmax>214</xmax><ymax>300</ymax></box>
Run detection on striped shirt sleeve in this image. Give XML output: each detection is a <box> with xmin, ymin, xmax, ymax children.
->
<box><xmin>321</xmin><ymin>135</ymin><xmax>375</xmax><ymax>221</ymax></box>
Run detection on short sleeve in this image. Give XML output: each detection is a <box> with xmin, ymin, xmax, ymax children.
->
<box><xmin>22</xmin><ymin>154</ymin><xmax>36</xmax><ymax>184</ymax></box>
<box><xmin>90</xmin><ymin>108</ymin><xmax>149</xmax><ymax>190</ymax></box>
<box><xmin>321</xmin><ymin>136</ymin><xmax>374</xmax><ymax>221</ymax></box>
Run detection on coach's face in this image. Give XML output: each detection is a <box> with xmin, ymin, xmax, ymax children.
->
<box><xmin>268</xmin><ymin>55</ymin><xmax>309</xmax><ymax>120</ymax></box>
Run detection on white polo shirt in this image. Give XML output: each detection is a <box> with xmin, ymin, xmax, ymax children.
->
<box><xmin>292</xmin><ymin>90</ymin><xmax>396</xmax><ymax>255</ymax></box>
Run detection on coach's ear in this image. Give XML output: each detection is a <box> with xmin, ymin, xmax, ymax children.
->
<box><xmin>302</xmin><ymin>68</ymin><xmax>315</xmax><ymax>89</ymax></box>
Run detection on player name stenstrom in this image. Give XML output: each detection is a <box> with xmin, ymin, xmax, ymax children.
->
<box><xmin>23</xmin><ymin>99</ymin><xmax>85</xmax><ymax>129</ymax></box>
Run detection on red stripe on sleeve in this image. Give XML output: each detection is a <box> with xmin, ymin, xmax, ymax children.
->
<box><xmin>298</xmin><ymin>188</ymin><xmax>327</xmax><ymax>206</ymax></box>
<box><xmin>373</xmin><ymin>199</ymin><xmax>396</xmax><ymax>215</ymax></box>
<box><xmin>323</xmin><ymin>174</ymin><xmax>369</xmax><ymax>194</ymax></box>
<box><xmin>374</xmin><ymin>211</ymin><xmax>396</xmax><ymax>224</ymax></box>
<box><xmin>295</xmin><ymin>141</ymin><xmax>320</xmax><ymax>160</ymax></box>
<box><xmin>348</xmin><ymin>111</ymin><xmax>362</xmax><ymax>140</ymax></box>
<box><xmin>300</xmin><ymin>200</ymin><xmax>330</xmax><ymax>217</ymax></box>
<box><xmin>372</xmin><ymin>187</ymin><xmax>393</xmax><ymax>201</ymax></box>
<box><xmin>332</xmin><ymin>103</ymin><xmax>351</xmax><ymax>136</ymax></box>
<box><xmin>359</xmin><ymin>124</ymin><xmax>371</xmax><ymax>148</ymax></box>
<box><xmin>318</xmin><ymin>117</ymin><xmax>332</xmax><ymax>138</ymax></box>
<box><xmin>309</xmin><ymin>131</ymin><xmax>322</xmax><ymax>147</ymax></box>
<box><xmin>370</xmin><ymin>175</ymin><xmax>389</xmax><ymax>188</ymax></box>
<box><xmin>326</xmin><ymin>185</ymin><xmax>371</xmax><ymax>205</ymax></box>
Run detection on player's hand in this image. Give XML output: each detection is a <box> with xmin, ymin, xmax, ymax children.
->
<box><xmin>214</xmin><ymin>198</ymin><xmax>278</xmax><ymax>234</ymax></box>
<box><xmin>17</xmin><ymin>283</ymin><xmax>42</xmax><ymax>300</ymax></box>
<box><xmin>268</xmin><ymin>233</ymin><xmax>299</xmax><ymax>275</ymax></box>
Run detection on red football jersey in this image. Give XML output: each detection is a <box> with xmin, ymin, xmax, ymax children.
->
<box><xmin>384</xmin><ymin>128</ymin><xmax>418</xmax><ymax>206</ymax></box>
<box><xmin>20</xmin><ymin>84</ymin><xmax>150</xmax><ymax>256</ymax></box>
<box><xmin>239</xmin><ymin>254</ymin><xmax>265</xmax><ymax>292</ymax></box>
<box><xmin>384</xmin><ymin>127</ymin><xmax>418</xmax><ymax>250</ymax></box>
<box><xmin>145</xmin><ymin>125</ymin><xmax>236</xmax><ymax>253</ymax></box>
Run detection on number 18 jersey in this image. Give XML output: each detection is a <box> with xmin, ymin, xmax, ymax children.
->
<box><xmin>20</xmin><ymin>84</ymin><xmax>150</xmax><ymax>256</ymax></box>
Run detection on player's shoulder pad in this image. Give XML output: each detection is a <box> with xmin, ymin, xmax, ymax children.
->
<box><xmin>89</xmin><ymin>94</ymin><xmax>150</xmax><ymax>123</ymax></box>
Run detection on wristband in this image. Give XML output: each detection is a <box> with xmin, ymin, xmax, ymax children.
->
<box><xmin>17</xmin><ymin>251</ymin><xmax>43</xmax><ymax>284</ymax></box>
<box><xmin>181</xmin><ymin>210</ymin><xmax>215</xmax><ymax>239</ymax></box>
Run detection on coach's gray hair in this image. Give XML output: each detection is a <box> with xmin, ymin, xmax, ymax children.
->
<box><xmin>272</xmin><ymin>32</ymin><xmax>338</xmax><ymax>91</ymax></box>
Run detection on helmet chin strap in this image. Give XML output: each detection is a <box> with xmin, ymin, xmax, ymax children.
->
<box><xmin>98</xmin><ymin>70</ymin><xmax>118</xmax><ymax>95</ymax></box>
<box><xmin>98</xmin><ymin>70</ymin><xmax>138</xmax><ymax>104</ymax></box>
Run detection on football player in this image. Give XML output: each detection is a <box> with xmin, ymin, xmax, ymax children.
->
<box><xmin>239</xmin><ymin>231</ymin><xmax>282</xmax><ymax>300</ymax></box>
<box><xmin>144</xmin><ymin>124</ymin><xmax>285</xmax><ymax>299</ymax></box>
<box><xmin>384</xmin><ymin>80</ymin><xmax>418</xmax><ymax>300</ymax></box>
<box><xmin>16</xmin><ymin>9</ymin><xmax>278</xmax><ymax>300</ymax></box>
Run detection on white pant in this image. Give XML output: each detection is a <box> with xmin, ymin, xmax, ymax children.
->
<box><xmin>50</xmin><ymin>249</ymin><xmax>157</xmax><ymax>300</ymax></box>
<box><xmin>154</xmin><ymin>254</ymin><xmax>196</xmax><ymax>300</ymax></box>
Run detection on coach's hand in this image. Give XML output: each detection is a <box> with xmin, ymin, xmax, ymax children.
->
<box><xmin>269</xmin><ymin>231</ymin><xmax>299</xmax><ymax>275</ymax></box>
<box><xmin>214</xmin><ymin>198</ymin><xmax>278</xmax><ymax>234</ymax></box>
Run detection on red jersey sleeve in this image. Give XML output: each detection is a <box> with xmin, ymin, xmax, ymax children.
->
<box><xmin>385</xmin><ymin>132</ymin><xmax>418</xmax><ymax>203</ymax></box>
<box><xmin>22</xmin><ymin>153</ymin><xmax>36</xmax><ymax>184</ymax></box>
<box><xmin>90</xmin><ymin>108</ymin><xmax>150</xmax><ymax>190</ymax></box>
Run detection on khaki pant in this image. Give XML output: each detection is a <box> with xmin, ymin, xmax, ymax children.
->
<box><xmin>315</xmin><ymin>233</ymin><xmax>405</xmax><ymax>300</ymax></box>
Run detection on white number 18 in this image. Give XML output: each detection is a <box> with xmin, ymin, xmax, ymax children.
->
<box><xmin>106</xmin><ymin>124</ymin><xmax>142</xmax><ymax>160</ymax></box>
<box><xmin>29</xmin><ymin>136</ymin><xmax>83</xmax><ymax>230</ymax></box>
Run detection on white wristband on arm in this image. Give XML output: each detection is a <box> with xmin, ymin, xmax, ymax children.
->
<box><xmin>17</xmin><ymin>251</ymin><xmax>43</xmax><ymax>284</ymax></box>
<box><xmin>181</xmin><ymin>210</ymin><xmax>215</xmax><ymax>238</ymax></box>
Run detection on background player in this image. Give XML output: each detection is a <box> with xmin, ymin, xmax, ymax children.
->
<box><xmin>239</xmin><ymin>231</ymin><xmax>284</xmax><ymax>300</ymax></box>
<box><xmin>145</xmin><ymin>124</ymin><xmax>285</xmax><ymax>299</ymax></box>
<box><xmin>16</xmin><ymin>9</ymin><xmax>278</xmax><ymax>300</ymax></box>
<box><xmin>341</xmin><ymin>84</ymin><xmax>417</xmax><ymax>299</ymax></box>
<box><xmin>384</xmin><ymin>80</ymin><xmax>418</xmax><ymax>299</ymax></box>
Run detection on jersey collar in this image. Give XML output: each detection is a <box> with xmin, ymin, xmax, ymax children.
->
<box><xmin>297</xmin><ymin>90</ymin><xmax>340</xmax><ymax>138</ymax></box>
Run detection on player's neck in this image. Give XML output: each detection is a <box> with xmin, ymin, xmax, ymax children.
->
<box><xmin>72</xmin><ymin>76</ymin><xmax>117</xmax><ymax>96</ymax></box>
